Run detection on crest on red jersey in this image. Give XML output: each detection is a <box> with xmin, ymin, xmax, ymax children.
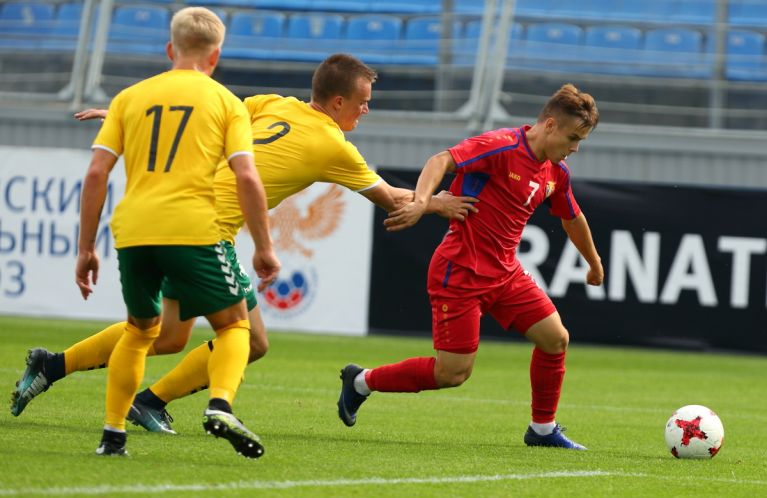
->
<box><xmin>545</xmin><ymin>181</ymin><xmax>556</xmax><ymax>198</ymax></box>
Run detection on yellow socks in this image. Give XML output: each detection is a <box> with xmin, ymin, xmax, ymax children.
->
<box><xmin>104</xmin><ymin>322</ymin><xmax>161</xmax><ymax>430</ymax></box>
<box><xmin>207</xmin><ymin>320</ymin><xmax>250</xmax><ymax>404</ymax></box>
<box><xmin>150</xmin><ymin>341</ymin><xmax>213</xmax><ymax>403</ymax></box>
<box><xmin>64</xmin><ymin>321</ymin><xmax>157</xmax><ymax>375</ymax></box>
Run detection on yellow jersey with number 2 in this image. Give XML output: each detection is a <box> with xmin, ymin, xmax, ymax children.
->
<box><xmin>214</xmin><ymin>94</ymin><xmax>382</xmax><ymax>242</ymax></box>
<box><xmin>94</xmin><ymin>69</ymin><xmax>253</xmax><ymax>249</ymax></box>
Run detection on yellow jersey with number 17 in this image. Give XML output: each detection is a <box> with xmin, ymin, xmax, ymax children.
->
<box><xmin>93</xmin><ymin>69</ymin><xmax>253</xmax><ymax>249</ymax></box>
<box><xmin>214</xmin><ymin>94</ymin><xmax>382</xmax><ymax>242</ymax></box>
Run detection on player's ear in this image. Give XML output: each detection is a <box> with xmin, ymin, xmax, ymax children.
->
<box><xmin>331</xmin><ymin>95</ymin><xmax>344</xmax><ymax>110</ymax></box>
<box><xmin>208</xmin><ymin>46</ymin><xmax>221</xmax><ymax>69</ymax></box>
<box><xmin>165</xmin><ymin>41</ymin><xmax>174</xmax><ymax>62</ymax></box>
<box><xmin>544</xmin><ymin>117</ymin><xmax>557</xmax><ymax>132</ymax></box>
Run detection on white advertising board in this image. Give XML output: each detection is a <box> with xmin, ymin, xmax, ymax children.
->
<box><xmin>234</xmin><ymin>182</ymin><xmax>374</xmax><ymax>336</ymax></box>
<box><xmin>0</xmin><ymin>146</ymin><xmax>373</xmax><ymax>336</ymax></box>
<box><xmin>0</xmin><ymin>146</ymin><xmax>127</xmax><ymax>321</ymax></box>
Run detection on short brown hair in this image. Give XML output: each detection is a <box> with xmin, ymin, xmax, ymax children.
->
<box><xmin>539</xmin><ymin>83</ymin><xmax>599</xmax><ymax>130</ymax></box>
<box><xmin>311</xmin><ymin>53</ymin><xmax>378</xmax><ymax>103</ymax></box>
<box><xmin>170</xmin><ymin>7</ymin><xmax>225</xmax><ymax>58</ymax></box>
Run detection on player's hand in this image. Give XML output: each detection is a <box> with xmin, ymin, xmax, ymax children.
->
<box><xmin>383</xmin><ymin>201</ymin><xmax>429</xmax><ymax>232</ymax></box>
<box><xmin>73</xmin><ymin>108</ymin><xmax>108</xmax><ymax>121</ymax></box>
<box><xmin>586</xmin><ymin>261</ymin><xmax>604</xmax><ymax>286</ymax></box>
<box><xmin>75</xmin><ymin>250</ymin><xmax>100</xmax><ymax>299</ymax></box>
<box><xmin>433</xmin><ymin>190</ymin><xmax>478</xmax><ymax>221</ymax></box>
<box><xmin>253</xmin><ymin>248</ymin><xmax>280</xmax><ymax>292</ymax></box>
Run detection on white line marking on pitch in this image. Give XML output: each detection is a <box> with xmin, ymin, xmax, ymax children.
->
<box><xmin>0</xmin><ymin>471</ymin><xmax>764</xmax><ymax>496</ymax></box>
<box><xmin>0</xmin><ymin>471</ymin><xmax>613</xmax><ymax>496</ymax></box>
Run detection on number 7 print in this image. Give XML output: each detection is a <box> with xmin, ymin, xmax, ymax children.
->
<box><xmin>523</xmin><ymin>180</ymin><xmax>540</xmax><ymax>206</ymax></box>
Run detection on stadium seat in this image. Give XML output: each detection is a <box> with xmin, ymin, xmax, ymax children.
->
<box><xmin>223</xmin><ymin>11</ymin><xmax>286</xmax><ymax>60</ymax></box>
<box><xmin>729</xmin><ymin>1</ymin><xmax>767</xmax><ymax>27</ymax></box>
<box><xmin>37</xmin><ymin>1</ymin><xmax>88</xmax><ymax>51</ymax></box>
<box><xmin>542</xmin><ymin>0</ymin><xmax>610</xmax><ymax>21</ymax></box>
<box><xmin>517</xmin><ymin>22</ymin><xmax>583</xmax><ymax>72</ymax></box>
<box><xmin>391</xmin><ymin>16</ymin><xmax>463</xmax><ymax>65</ymax></box>
<box><xmin>185</xmin><ymin>0</ymin><xmax>256</xmax><ymax>6</ymax></box>
<box><xmin>607</xmin><ymin>0</ymin><xmax>674</xmax><ymax>22</ymax></box>
<box><xmin>515</xmin><ymin>0</ymin><xmax>553</xmax><ymax>18</ymax></box>
<box><xmin>310</xmin><ymin>0</ymin><xmax>369</xmax><ymax>14</ymax></box>
<box><xmin>344</xmin><ymin>14</ymin><xmax>403</xmax><ymax>64</ymax></box>
<box><xmin>726</xmin><ymin>30</ymin><xmax>767</xmax><ymax>81</ymax></box>
<box><xmin>669</xmin><ymin>0</ymin><xmax>715</xmax><ymax>24</ymax></box>
<box><xmin>274</xmin><ymin>13</ymin><xmax>345</xmax><ymax>62</ymax></box>
<box><xmin>640</xmin><ymin>28</ymin><xmax>712</xmax><ymax>78</ymax></box>
<box><xmin>454</xmin><ymin>0</ymin><xmax>485</xmax><ymax>16</ymax></box>
<box><xmin>367</xmin><ymin>0</ymin><xmax>440</xmax><ymax>15</ymax></box>
<box><xmin>0</xmin><ymin>2</ymin><xmax>54</xmax><ymax>50</ymax></box>
<box><xmin>582</xmin><ymin>25</ymin><xmax>643</xmax><ymax>75</ymax></box>
<box><xmin>107</xmin><ymin>5</ymin><xmax>170</xmax><ymax>56</ymax></box>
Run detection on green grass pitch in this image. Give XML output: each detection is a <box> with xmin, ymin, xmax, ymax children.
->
<box><xmin>0</xmin><ymin>315</ymin><xmax>765</xmax><ymax>497</ymax></box>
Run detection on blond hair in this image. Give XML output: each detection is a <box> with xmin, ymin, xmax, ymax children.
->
<box><xmin>539</xmin><ymin>83</ymin><xmax>599</xmax><ymax>130</ymax></box>
<box><xmin>170</xmin><ymin>7</ymin><xmax>225</xmax><ymax>58</ymax></box>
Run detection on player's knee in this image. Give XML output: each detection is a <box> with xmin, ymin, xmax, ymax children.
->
<box><xmin>247</xmin><ymin>334</ymin><xmax>269</xmax><ymax>363</ymax></box>
<box><xmin>436</xmin><ymin>367</ymin><xmax>472</xmax><ymax>388</ymax></box>
<box><xmin>152</xmin><ymin>335</ymin><xmax>186</xmax><ymax>355</ymax></box>
<box><xmin>547</xmin><ymin>328</ymin><xmax>569</xmax><ymax>353</ymax></box>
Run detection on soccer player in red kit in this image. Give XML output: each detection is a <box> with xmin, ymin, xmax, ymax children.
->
<box><xmin>337</xmin><ymin>83</ymin><xmax>603</xmax><ymax>449</ymax></box>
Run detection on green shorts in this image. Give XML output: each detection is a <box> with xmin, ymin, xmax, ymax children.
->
<box><xmin>117</xmin><ymin>243</ymin><xmax>248</xmax><ymax>320</ymax></box>
<box><xmin>162</xmin><ymin>241</ymin><xmax>257</xmax><ymax>312</ymax></box>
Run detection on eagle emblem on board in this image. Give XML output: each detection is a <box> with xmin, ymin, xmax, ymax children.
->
<box><xmin>269</xmin><ymin>184</ymin><xmax>345</xmax><ymax>258</ymax></box>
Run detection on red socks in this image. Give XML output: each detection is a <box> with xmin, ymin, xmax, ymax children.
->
<box><xmin>366</xmin><ymin>357</ymin><xmax>437</xmax><ymax>392</ymax></box>
<box><xmin>530</xmin><ymin>347</ymin><xmax>566</xmax><ymax>424</ymax></box>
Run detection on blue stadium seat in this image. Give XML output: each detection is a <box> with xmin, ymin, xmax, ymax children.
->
<box><xmin>607</xmin><ymin>0</ymin><xmax>674</xmax><ymax>22</ymax></box>
<box><xmin>455</xmin><ymin>0</ymin><xmax>550</xmax><ymax>17</ymax></box>
<box><xmin>454</xmin><ymin>19</ymin><xmax>522</xmax><ymax>66</ymax></box>
<box><xmin>274</xmin><ymin>13</ymin><xmax>345</xmax><ymax>62</ymax></box>
<box><xmin>453</xmin><ymin>18</ymin><xmax>482</xmax><ymax>66</ymax></box>
<box><xmin>454</xmin><ymin>0</ymin><xmax>485</xmax><ymax>16</ymax></box>
<box><xmin>515</xmin><ymin>0</ymin><xmax>553</xmax><ymax>18</ymax></box>
<box><xmin>310</xmin><ymin>0</ymin><xmax>369</xmax><ymax>13</ymax></box>
<box><xmin>0</xmin><ymin>2</ymin><xmax>54</xmax><ymax>50</ymax></box>
<box><xmin>38</xmin><ymin>1</ymin><xmax>88</xmax><ymax>51</ymax></box>
<box><xmin>391</xmin><ymin>16</ymin><xmax>463</xmax><ymax>65</ymax></box>
<box><xmin>344</xmin><ymin>14</ymin><xmax>402</xmax><ymax>64</ymax></box>
<box><xmin>107</xmin><ymin>5</ymin><xmax>170</xmax><ymax>56</ymax></box>
<box><xmin>582</xmin><ymin>25</ymin><xmax>643</xmax><ymax>75</ymax></box>
<box><xmin>223</xmin><ymin>11</ymin><xmax>286</xmax><ymax>60</ymax></box>
<box><xmin>669</xmin><ymin>0</ymin><xmax>715</xmax><ymax>24</ymax></box>
<box><xmin>640</xmin><ymin>28</ymin><xmax>712</xmax><ymax>78</ymax></box>
<box><xmin>729</xmin><ymin>1</ymin><xmax>767</xmax><ymax>27</ymax></box>
<box><xmin>726</xmin><ymin>30</ymin><xmax>767</xmax><ymax>81</ymax></box>
<box><xmin>185</xmin><ymin>0</ymin><xmax>258</xmax><ymax>6</ymax></box>
<box><xmin>543</xmin><ymin>0</ymin><xmax>610</xmax><ymax>21</ymax></box>
<box><xmin>367</xmin><ymin>0</ymin><xmax>440</xmax><ymax>15</ymax></box>
<box><xmin>518</xmin><ymin>22</ymin><xmax>582</xmax><ymax>71</ymax></box>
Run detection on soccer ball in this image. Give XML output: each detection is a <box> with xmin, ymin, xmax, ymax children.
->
<box><xmin>664</xmin><ymin>404</ymin><xmax>724</xmax><ymax>459</ymax></box>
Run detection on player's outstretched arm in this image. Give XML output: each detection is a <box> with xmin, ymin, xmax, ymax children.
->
<box><xmin>383</xmin><ymin>151</ymin><xmax>457</xmax><ymax>232</ymax></box>
<box><xmin>229</xmin><ymin>154</ymin><xmax>280</xmax><ymax>291</ymax></box>
<box><xmin>561</xmin><ymin>213</ymin><xmax>604</xmax><ymax>286</ymax></box>
<box><xmin>76</xmin><ymin>149</ymin><xmax>117</xmax><ymax>299</ymax></box>
<box><xmin>74</xmin><ymin>108</ymin><xmax>108</xmax><ymax>121</ymax></box>
<box><xmin>361</xmin><ymin>183</ymin><xmax>477</xmax><ymax>223</ymax></box>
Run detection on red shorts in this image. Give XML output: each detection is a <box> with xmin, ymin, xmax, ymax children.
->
<box><xmin>427</xmin><ymin>253</ymin><xmax>556</xmax><ymax>354</ymax></box>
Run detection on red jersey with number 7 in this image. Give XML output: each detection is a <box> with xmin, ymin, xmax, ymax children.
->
<box><xmin>438</xmin><ymin>125</ymin><xmax>581</xmax><ymax>278</ymax></box>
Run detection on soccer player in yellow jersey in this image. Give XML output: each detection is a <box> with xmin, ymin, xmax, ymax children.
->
<box><xmin>11</xmin><ymin>55</ymin><xmax>475</xmax><ymax>435</ymax></box>
<box><xmin>75</xmin><ymin>7</ymin><xmax>279</xmax><ymax>457</ymax></box>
